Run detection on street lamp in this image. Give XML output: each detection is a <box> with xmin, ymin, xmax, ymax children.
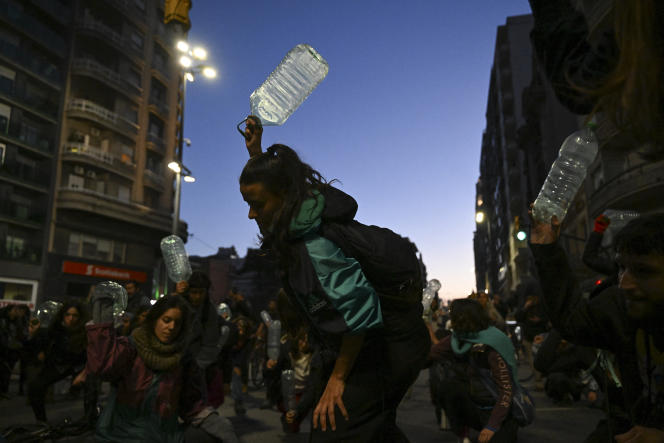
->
<box><xmin>172</xmin><ymin>40</ymin><xmax>216</xmax><ymax>233</ymax></box>
<box><xmin>475</xmin><ymin>211</ymin><xmax>485</xmax><ymax>224</ymax></box>
<box><xmin>168</xmin><ymin>161</ymin><xmax>195</xmax><ymax>234</ymax></box>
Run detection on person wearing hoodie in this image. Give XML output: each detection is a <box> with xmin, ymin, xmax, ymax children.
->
<box><xmin>530</xmin><ymin>210</ymin><xmax>664</xmax><ymax>442</ymax></box>
<box><xmin>238</xmin><ymin>116</ymin><xmax>430</xmax><ymax>442</ymax></box>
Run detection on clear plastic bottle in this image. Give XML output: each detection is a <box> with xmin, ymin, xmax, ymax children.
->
<box><xmin>601</xmin><ymin>209</ymin><xmax>640</xmax><ymax>247</ymax></box>
<box><xmin>160</xmin><ymin>235</ymin><xmax>192</xmax><ymax>283</ymax></box>
<box><xmin>250</xmin><ymin>44</ymin><xmax>329</xmax><ymax>126</ymax></box>
<box><xmin>217</xmin><ymin>325</ymin><xmax>230</xmax><ymax>350</ymax></box>
<box><xmin>217</xmin><ymin>303</ymin><xmax>232</xmax><ymax>320</ymax></box>
<box><xmin>281</xmin><ymin>369</ymin><xmax>297</xmax><ymax>410</ymax></box>
<box><xmin>94</xmin><ymin>281</ymin><xmax>128</xmax><ymax>318</ymax></box>
<box><xmin>267</xmin><ymin>319</ymin><xmax>282</xmax><ymax>361</ymax></box>
<box><xmin>422</xmin><ymin>279</ymin><xmax>441</xmax><ymax>314</ymax></box>
<box><xmin>532</xmin><ymin>126</ymin><xmax>599</xmax><ymax>223</ymax></box>
<box><xmin>260</xmin><ymin>310</ymin><xmax>272</xmax><ymax>326</ymax></box>
<box><xmin>36</xmin><ymin>300</ymin><xmax>63</xmax><ymax>328</ymax></box>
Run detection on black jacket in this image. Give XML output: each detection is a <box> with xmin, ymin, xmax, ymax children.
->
<box><xmin>531</xmin><ymin>242</ymin><xmax>663</xmax><ymax>429</ymax></box>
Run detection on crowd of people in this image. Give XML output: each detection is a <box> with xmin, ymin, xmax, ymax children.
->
<box><xmin>1</xmin><ymin>0</ymin><xmax>664</xmax><ymax>441</ymax></box>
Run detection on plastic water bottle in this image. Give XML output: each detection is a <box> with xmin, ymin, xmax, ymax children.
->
<box><xmin>422</xmin><ymin>279</ymin><xmax>441</xmax><ymax>314</ymax></box>
<box><xmin>267</xmin><ymin>319</ymin><xmax>282</xmax><ymax>361</ymax></box>
<box><xmin>532</xmin><ymin>126</ymin><xmax>599</xmax><ymax>223</ymax></box>
<box><xmin>36</xmin><ymin>300</ymin><xmax>63</xmax><ymax>328</ymax></box>
<box><xmin>160</xmin><ymin>235</ymin><xmax>192</xmax><ymax>283</ymax></box>
<box><xmin>250</xmin><ymin>44</ymin><xmax>329</xmax><ymax>126</ymax></box>
<box><xmin>217</xmin><ymin>303</ymin><xmax>232</xmax><ymax>320</ymax></box>
<box><xmin>281</xmin><ymin>369</ymin><xmax>297</xmax><ymax>410</ymax></box>
<box><xmin>217</xmin><ymin>325</ymin><xmax>230</xmax><ymax>350</ymax></box>
<box><xmin>601</xmin><ymin>209</ymin><xmax>640</xmax><ymax>247</ymax></box>
<box><xmin>260</xmin><ymin>310</ymin><xmax>272</xmax><ymax>326</ymax></box>
<box><xmin>94</xmin><ymin>281</ymin><xmax>128</xmax><ymax>318</ymax></box>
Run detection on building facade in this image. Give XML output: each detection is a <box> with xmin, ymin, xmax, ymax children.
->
<box><xmin>0</xmin><ymin>0</ymin><xmax>187</xmax><ymax>307</ymax></box>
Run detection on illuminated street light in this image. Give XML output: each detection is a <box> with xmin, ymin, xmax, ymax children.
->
<box><xmin>516</xmin><ymin>230</ymin><xmax>527</xmax><ymax>241</ymax></box>
<box><xmin>475</xmin><ymin>211</ymin><xmax>485</xmax><ymax>224</ymax></box>
<box><xmin>183</xmin><ymin>175</ymin><xmax>196</xmax><ymax>183</ymax></box>
<box><xmin>202</xmin><ymin>66</ymin><xmax>217</xmax><ymax>78</ymax></box>
<box><xmin>176</xmin><ymin>40</ymin><xmax>190</xmax><ymax>52</ymax></box>
<box><xmin>192</xmin><ymin>46</ymin><xmax>207</xmax><ymax>60</ymax></box>
<box><xmin>167</xmin><ymin>161</ymin><xmax>181</xmax><ymax>173</ymax></box>
<box><xmin>179</xmin><ymin>55</ymin><xmax>192</xmax><ymax>68</ymax></box>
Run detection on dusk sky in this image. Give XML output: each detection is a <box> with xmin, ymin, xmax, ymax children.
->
<box><xmin>180</xmin><ymin>0</ymin><xmax>532</xmax><ymax>301</ymax></box>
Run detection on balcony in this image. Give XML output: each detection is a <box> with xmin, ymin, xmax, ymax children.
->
<box><xmin>1</xmin><ymin>123</ymin><xmax>54</xmax><ymax>156</ymax></box>
<box><xmin>143</xmin><ymin>169</ymin><xmax>164</xmax><ymax>189</ymax></box>
<box><xmin>0</xmin><ymin>40</ymin><xmax>62</xmax><ymax>86</ymax></box>
<box><xmin>76</xmin><ymin>14</ymin><xmax>142</xmax><ymax>59</ymax></box>
<box><xmin>0</xmin><ymin>158</ymin><xmax>50</xmax><ymax>190</ymax></box>
<box><xmin>0</xmin><ymin>79</ymin><xmax>59</xmax><ymax>120</ymax></box>
<box><xmin>62</xmin><ymin>142</ymin><xmax>136</xmax><ymax>178</ymax></box>
<box><xmin>146</xmin><ymin>133</ymin><xmax>166</xmax><ymax>153</ymax></box>
<box><xmin>107</xmin><ymin>0</ymin><xmax>146</xmax><ymax>27</ymax></box>
<box><xmin>71</xmin><ymin>59</ymin><xmax>140</xmax><ymax>100</ymax></box>
<box><xmin>0</xmin><ymin>200</ymin><xmax>45</xmax><ymax>229</ymax></box>
<box><xmin>0</xmin><ymin>0</ymin><xmax>67</xmax><ymax>56</ymax></box>
<box><xmin>66</xmin><ymin>99</ymin><xmax>139</xmax><ymax>135</ymax></box>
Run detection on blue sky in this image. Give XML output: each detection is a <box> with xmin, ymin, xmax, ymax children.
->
<box><xmin>181</xmin><ymin>0</ymin><xmax>532</xmax><ymax>301</ymax></box>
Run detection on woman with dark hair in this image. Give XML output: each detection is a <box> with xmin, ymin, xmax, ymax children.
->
<box><xmin>429</xmin><ymin>298</ymin><xmax>520</xmax><ymax>443</ymax></box>
<box><xmin>86</xmin><ymin>294</ymin><xmax>238</xmax><ymax>443</ymax></box>
<box><xmin>529</xmin><ymin>0</ymin><xmax>664</xmax><ymax>158</ymax></box>
<box><xmin>27</xmin><ymin>300</ymin><xmax>92</xmax><ymax>423</ymax></box>
<box><xmin>238</xmin><ymin>117</ymin><xmax>430</xmax><ymax>441</ymax></box>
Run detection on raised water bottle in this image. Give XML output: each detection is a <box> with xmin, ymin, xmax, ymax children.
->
<box><xmin>281</xmin><ymin>369</ymin><xmax>297</xmax><ymax>410</ymax></box>
<box><xmin>217</xmin><ymin>325</ymin><xmax>230</xmax><ymax>350</ymax></box>
<box><xmin>601</xmin><ymin>209</ymin><xmax>640</xmax><ymax>247</ymax></box>
<box><xmin>217</xmin><ymin>303</ymin><xmax>232</xmax><ymax>320</ymax></box>
<box><xmin>160</xmin><ymin>235</ymin><xmax>192</xmax><ymax>283</ymax></box>
<box><xmin>422</xmin><ymin>279</ymin><xmax>441</xmax><ymax>314</ymax></box>
<box><xmin>36</xmin><ymin>300</ymin><xmax>63</xmax><ymax>328</ymax></box>
<box><xmin>94</xmin><ymin>281</ymin><xmax>128</xmax><ymax>318</ymax></box>
<box><xmin>532</xmin><ymin>125</ymin><xmax>599</xmax><ymax>223</ymax></box>
<box><xmin>250</xmin><ymin>44</ymin><xmax>329</xmax><ymax>126</ymax></box>
<box><xmin>267</xmin><ymin>319</ymin><xmax>282</xmax><ymax>361</ymax></box>
<box><xmin>260</xmin><ymin>310</ymin><xmax>272</xmax><ymax>326</ymax></box>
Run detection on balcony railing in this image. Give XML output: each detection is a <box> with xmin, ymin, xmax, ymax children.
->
<box><xmin>146</xmin><ymin>133</ymin><xmax>166</xmax><ymax>152</ymax></box>
<box><xmin>149</xmin><ymin>96</ymin><xmax>169</xmax><ymax>116</ymax></box>
<box><xmin>63</xmin><ymin>142</ymin><xmax>113</xmax><ymax>164</ymax></box>
<box><xmin>59</xmin><ymin>184</ymin><xmax>131</xmax><ymax>204</ymax></box>
<box><xmin>77</xmin><ymin>15</ymin><xmax>125</xmax><ymax>49</ymax></box>
<box><xmin>67</xmin><ymin>99</ymin><xmax>139</xmax><ymax>134</ymax></box>
<box><xmin>143</xmin><ymin>169</ymin><xmax>164</xmax><ymax>186</ymax></box>
<box><xmin>72</xmin><ymin>58</ymin><xmax>124</xmax><ymax>90</ymax></box>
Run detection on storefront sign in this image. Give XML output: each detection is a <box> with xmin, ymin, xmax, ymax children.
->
<box><xmin>62</xmin><ymin>261</ymin><xmax>147</xmax><ymax>283</ymax></box>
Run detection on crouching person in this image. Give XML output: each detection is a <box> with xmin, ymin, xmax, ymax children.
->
<box><xmin>429</xmin><ymin>299</ymin><xmax>521</xmax><ymax>443</ymax></box>
<box><xmin>86</xmin><ymin>291</ymin><xmax>238</xmax><ymax>443</ymax></box>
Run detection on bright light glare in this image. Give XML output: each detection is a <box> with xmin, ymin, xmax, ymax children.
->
<box><xmin>176</xmin><ymin>41</ymin><xmax>189</xmax><ymax>52</ymax></box>
<box><xmin>516</xmin><ymin>230</ymin><xmax>527</xmax><ymax>241</ymax></box>
<box><xmin>184</xmin><ymin>72</ymin><xmax>195</xmax><ymax>82</ymax></box>
<box><xmin>475</xmin><ymin>211</ymin><xmax>485</xmax><ymax>223</ymax></box>
<box><xmin>167</xmin><ymin>161</ymin><xmax>181</xmax><ymax>173</ymax></box>
<box><xmin>192</xmin><ymin>47</ymin><xmax>207</xmax><ymax>60</ymax></box>
<box><xmin>202</xmin><ymin>67</ymin><xmax>217</xmax><ymax>78</ymax></box>
<box><xmin>179</xmin><ymin>55</ymin><xmax>192</xmax><ymax>68</ymax></box>
<box><xmin>183</xmin><ymin>175</ymin><xmax>196</xmax><ymax>183</ymax></box>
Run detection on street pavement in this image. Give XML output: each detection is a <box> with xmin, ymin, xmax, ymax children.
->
<box><xmin>0</xmin><ymin>361</ymin><xmax>605</xmax><ymax>442</ymax></box>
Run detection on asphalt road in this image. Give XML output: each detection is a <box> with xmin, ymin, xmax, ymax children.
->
<box><xmin>0</xmin><ymin>362</ymin><xmax>604</xmax><ymax>442</ymax></box>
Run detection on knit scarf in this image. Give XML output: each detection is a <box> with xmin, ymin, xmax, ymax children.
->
<box><xmin>131</xmin><ymin>325</ymin><xmax>184</xmax><ymax>372</ymax></box>
<box><xmin>451</xmin><ymin>326</ymin><xmax>519</xmax><ymax>387</ymax></box>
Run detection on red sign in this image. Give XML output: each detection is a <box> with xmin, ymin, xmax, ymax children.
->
<box><xmin>62</xmin><ymin>261</ymin><xmax>147</xmax><ymax>283</ymax></box>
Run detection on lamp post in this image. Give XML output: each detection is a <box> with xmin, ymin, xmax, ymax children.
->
<box><xmin>168</xmin><ymin>161</ymin><xmax>195</xmax><ymax>235</ymax></box>
<box><xmin>171</xmin><ymin>40</ymin><xmax>216</xmax><ymax>234</ymax></box>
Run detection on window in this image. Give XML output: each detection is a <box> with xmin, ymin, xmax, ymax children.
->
<box><xmin>120</xmin><ymin>144</ymin><xmax>134</xmax><ymax>164</ymax></box>
<box><xmin>0</xmin><ymin>143</ymin><xmax>5</xmax><ymax>165</ymax></box>
<box><xmin>130</xmin><ymin>31</ymin><xmax>144</xmax><ymax>50</ymax></box>
<box><xmin>118</xmin><ymin>185</ymin><xmax>130</xmax><ymax>202</ymax></box>
<box><xmin>66</xmin><ymin>231</ymin><xmax>126</xmax><ymax>263</ymax></box>
<box><xmin>0</xmin><ymin>278</ymin><xmax>37</xmax><ymax>304</ymax></box>
<box><xmin>0</xmin><ymin>103</ymin><xmax>10</xmax><ymax>134</ymax></box>
<box><xmin>97</xmin><ymin>239</ymin><xmax>111</xmax><ymax>261</ymax></box>
<box><xmin>0</xmin><ymin>65</ymin><xmax>15</xmax><ymax>92</ymax></box>
<box><xmin>127</xmin><ymin>69</ymin><xmax>141</xmax><ymax>88</ymax></box>
<box><xmin>68</xmin><ymin>232</ymin><xmax>81</xmax><ymax>255</ymax></box>
<box><xmin>5</xmin><ymin>235</ymin><xmax>25</xmax><ymax>259</ymax></box>
<box><xmin>68</xmin><ymin>174</ymin><xmax>84</xmax><ymax>189</ymax></box>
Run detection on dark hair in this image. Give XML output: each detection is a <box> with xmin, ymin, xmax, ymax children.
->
<box><xmin>125</xmin><ymin>280</ymin><xmax>138</xmax><ymax>287</ymax></box>
<box><xmin>239</xmin><ymin>144</ymin><xmax>329</xmax><ymax>264</ymax></box>
<box><xmin>614</xmin><ymin>213</ymin><xmax>664</xmax><ymax>256</ymax></box>
<box><xmin>143</xmin><ymin>295</ymin><xmax>191</xmax><ymax>341</ymax></box>
<box><xmin>450</xmin><ymin>298</ymin><xmax>490</xmax><ymax>334</ymax></box>
<box><xmin>188</xmin><ymin>271</ymin><xmax>211</xmax><ymax>290</ymax></box>
<box><xmin>277</xmin><ymin>288</ymin><xmax>305</xmax><ymax>338</ymax></box>
<box><xmin>580</xmin><ymin>0</ymin><xmax>664</xmax><ymax>153</ymax></box>
<box><xmin>50</xmin><ymin>299</ymin><xmax>88</xmax><ymax>352</ymax></box>
<box><xmin>128</xmin><ymin>304</ymin><xmax>150</xmax><ymax>332</ymax></box>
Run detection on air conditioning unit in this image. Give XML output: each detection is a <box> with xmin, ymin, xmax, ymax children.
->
<box><xmin>74</xmin><ymin>166</ymin><xmax>85</xmax><ymax>175</ymax></box>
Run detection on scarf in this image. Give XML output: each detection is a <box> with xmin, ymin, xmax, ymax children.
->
<box><xmin>131</xmin><ymin>325</ymin><xmax>185</xmax><ymax>372</ymax></box>
<box><xmin>451</xmin><ymin>326</ymin><xmax>519</xmax><ymax>387</ymax></box>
